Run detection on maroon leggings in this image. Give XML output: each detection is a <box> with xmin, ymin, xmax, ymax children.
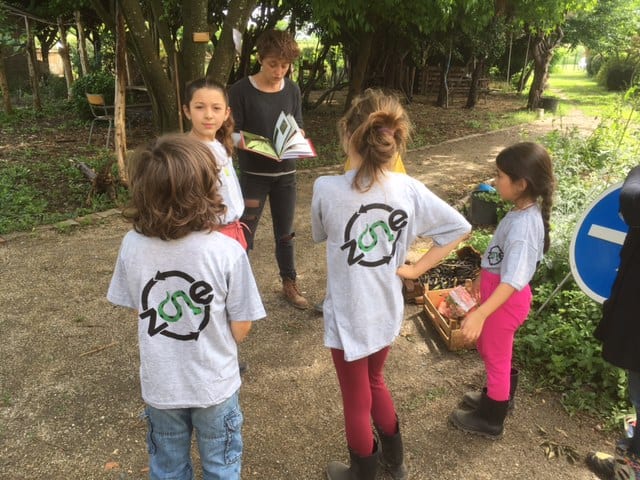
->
<box><xmin>331</xmin><ymin>347</ymin><xmax>398</xmax><ymax>457</ymax></box>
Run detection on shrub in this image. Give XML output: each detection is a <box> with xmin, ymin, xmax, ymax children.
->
<box><xmin>597</xmin><ymin>59</ymin><xmax>637</xmax><ymax>91</ymax></box>
<box><xmin>514</xmin><ymin>118</ymin><xmax>638</xmax><ymax>420</ymax></box>
<box><xmin>42</xmin><ymin>74</ymin><xmax>69</xmax><ymax>100</ymax></box>
<box><xmin>586</xmin><ymin>54</ymin><xmax>604</xmax><ymax>77</ymax></box>
<box><xmin>71</xmin><ymin>71</ymin><xmax>115</xmax><ymax>120</ymax></box>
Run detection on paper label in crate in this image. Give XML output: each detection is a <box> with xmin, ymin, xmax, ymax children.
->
<box><xmin>437</xmin><ymin>286</ymin><xmax>477</xmax><ymax>320</ymax></box>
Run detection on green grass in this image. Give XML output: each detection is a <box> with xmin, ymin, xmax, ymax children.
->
<box><xmin>547</xmin><ymin>68</ymin><xmax>628</xmax><ymax>118</ymax></box>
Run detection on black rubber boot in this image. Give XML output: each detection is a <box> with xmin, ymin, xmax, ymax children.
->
<box><xmin>450</xmin><ymin>392</ymin><xmax>510</xmax><ymax>440</ymax></box>
<box><xmin>461</xmin><ymin>368</ymin><xmax>519</xmax><ymax>411</ymax></box>
<box><xmin>616</xmin><ymin>415</ymin><xmax>640</xmax><ymax>455</ymax></box>
<box><xmin>375</xmin><ymin>421</ymin><xmax>408</xmax><ymax>480</ymax></box>
<box><xmin>326</xmin><ymin>442</ymin><xmax>379</xmax><ymax>480</ymax></box>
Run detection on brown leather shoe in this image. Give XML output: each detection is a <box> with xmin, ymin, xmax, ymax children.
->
<box><xmin>282</xmin><ymin>278</ymin><xmax>310</xmax><ymax>309</ymax></box>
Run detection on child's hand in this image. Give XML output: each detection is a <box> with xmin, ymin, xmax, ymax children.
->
<box><xmin>397</xmin><ymin>263</ymin><xmax>420</xmax><ymax>280</ymax></box>
<box><xmin>460</xmin><ymin>309</ymin><xmax>487</xmax><ymax>343</ymax></box>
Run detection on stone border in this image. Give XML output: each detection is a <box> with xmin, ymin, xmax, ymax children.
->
<box><xmin>0</xmin><ymin>208</ymin><xmax>122</xmax><ymax>246</ymax></box>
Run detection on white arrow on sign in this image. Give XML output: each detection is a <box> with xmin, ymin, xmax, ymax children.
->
<box><xmin>587</xmin><ymin>224</ymin><xmax>626</xmax><ymax>246</ymax></box>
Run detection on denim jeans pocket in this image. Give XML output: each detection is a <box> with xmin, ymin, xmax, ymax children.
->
<box><xmin>224</xmin><ymin>409</ymin><xmax>243</xmax><ymax>465</ymax></box>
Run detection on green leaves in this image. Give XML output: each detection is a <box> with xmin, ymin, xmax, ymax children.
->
<box><xmin>513</xmin><ymin>86</ymin><xmax>640</xmax><ymax>419</ymax></box>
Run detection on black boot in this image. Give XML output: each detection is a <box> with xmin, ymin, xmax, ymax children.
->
<box><xmin>461</xmin><ymin>368</ymin><xmax>519</xmax><ymax>411</ymax></box>
<box><xmin>616</xmin><ymin>415</ymin><xmax>640</xmax><ymax>455</ymax></box>
<box><xmin>375</xmin><ymin>421</ymin><xmax>408</xmax><ymax>480</ymax></box>
<box><xmin>450</xmin><ymin>391</ymin><xmax>509</xmax><ymax>440</ymax></box>
<box><xmin>326</xmin><ymin>442</ymin><xmax>379</xmax><ymax>480</ymax></box>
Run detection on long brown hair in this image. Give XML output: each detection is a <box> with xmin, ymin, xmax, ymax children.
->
<box><xmin>339</xmin><ymin>89</ymin><xmax>411</xmax><ymax>192</ymax></box>
<box><xmin>183</xmin><ymin>77</ymin><xmax>235</xmax><ymax>155</ymax></box>
<box><xmin>124</xmin><ymin>134</ymin><xmax>226</xmax><ymax>240</ymax></box>
<box><xmin>496</xmin><ymin>142</ymin><xmax>556</xmax><ymax>252</ymax></box>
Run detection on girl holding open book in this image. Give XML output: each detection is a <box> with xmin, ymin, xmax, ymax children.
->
<box><xmin>228</xmin><ymin>29</ymin><xmax>309</xmax><ymax>310</ymax></box>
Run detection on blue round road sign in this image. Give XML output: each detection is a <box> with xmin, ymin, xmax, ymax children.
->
<box><xmin>569</xmin><ymin>182</ymin><xmax>627</xmax><ymax>303</ymax></box>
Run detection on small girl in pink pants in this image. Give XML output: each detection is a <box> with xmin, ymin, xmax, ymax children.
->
<box><xmin>450</xmin><ymin>142</ymin><xmax>555</xmax><ymax>439</ymax></box>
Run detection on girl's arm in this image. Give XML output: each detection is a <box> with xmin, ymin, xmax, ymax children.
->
<box><xmin>460</xmin><ymin>283</ymin><xmax>515</xmax><ymax>342</ymax></box>
<box><xmin>397</xmin><ymin>233</ymin><xmax>469</xmax><ymax>280</ymax></box>
<box><xmin>230</xmin><ymin>320</ymin><xmax>252</xmax><ymax>343</ymax></box>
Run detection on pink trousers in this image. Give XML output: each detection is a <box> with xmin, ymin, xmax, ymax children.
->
<box><xmin>331</xmin><ymin>347</ymin><xmax>398</xmax><ymax>457</ymax></box>
<box><xmin>476</xmin><ymin>270</ymin><xmax>532</xmax><ymax>401</ymax></box>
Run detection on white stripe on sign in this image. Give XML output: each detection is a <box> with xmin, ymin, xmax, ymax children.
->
<box><xmin>587</xmin><ymin>224</ymin><xmax>626</xmax><ymax>246</ymax></box>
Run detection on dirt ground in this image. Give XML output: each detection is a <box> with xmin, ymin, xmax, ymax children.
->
<box><xmin>0</xmin><ymin>106</ymin><xmax>615</xmax><ymax>480</ymax></box>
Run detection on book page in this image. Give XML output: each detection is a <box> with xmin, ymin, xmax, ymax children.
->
<box><xmin>273</xmin><ymin>111</ymin><xmax>296</xmax><ymax>156</ymax></box>
<box><xmin>240</xmin><ymin>131</ymin><xmax>279</xmax><ymax>160</ymax></box>
<box><xmin>280</xmin><ymin>137</ymin><xmax>317</xmax><ymax>160</ymax></box>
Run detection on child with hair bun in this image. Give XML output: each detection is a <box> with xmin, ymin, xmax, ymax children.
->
<box><xmin>312</xmin><ymin>89</ymin><xmax>471</xmax><ymax>480</ymax></box>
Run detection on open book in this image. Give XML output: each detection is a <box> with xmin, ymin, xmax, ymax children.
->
<box><xmin>238</xmin><ymin>111</ymin><xmax>317</xmax><ymax>161</ymax></box>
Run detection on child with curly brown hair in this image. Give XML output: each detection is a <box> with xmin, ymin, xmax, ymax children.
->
<box><xmin>107</xmin><ymin>134</ymin><xmax>265</xmax><ymax>479</ymax></box>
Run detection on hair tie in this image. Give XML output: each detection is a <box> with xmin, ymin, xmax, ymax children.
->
<box><xmin>377</xmin><ymin>127</ymin><xmax>394</xmax><ymax>136</ymax></box>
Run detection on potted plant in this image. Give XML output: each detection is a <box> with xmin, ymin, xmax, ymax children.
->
<box><xmin>541</xmin><ymin>96</ymin><xmax>560</xmax><ymax>113</ymax></box>
<box><xmin>470</xmin><ymin>189</ymin><xmax>508</xmax><ymax>226</ymax></box>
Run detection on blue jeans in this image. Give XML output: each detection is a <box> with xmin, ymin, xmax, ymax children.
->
<box><xmin>143</xmin><ymin>391</ymin><xmax>243</xmax><ymax>480</ymax></box>
<box><xmin>240</xmin><ymin>172</ymin><xmax>297</xmax><ymax>279</ymax></box>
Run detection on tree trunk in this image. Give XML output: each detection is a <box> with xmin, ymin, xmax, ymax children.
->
<box><xmin>0</xmin><ymin>49</ymin><xmax>13</xmax><ymax>114</ymax></box>
<box><xmin>345</xmin><ymin>30</ymin><xmax>374</xmax><ymax>111</ymax></box>
<box><xmin>181</xmin><ymin>0</ymin><xmax>209</xmax><ymax>85</ymax></box>
<box><xmin>57</xmin><ymin>17</ymin><xmax>74</xmax><ymax>100</ymax></box>
<box><xmin>91</xmin><ymin>29</ymin><xmax>102</xmax><ymax>70</ymax></box>
<box><xmin>232</xmin><ymin>29</ymin><xmax>258</xmax><ymax>82</ymax></box>
<box><xmin>465</xmin><ymin>57</ymin><xmax>485</xmax><ymax>109</ymax></box>
<box><xmin>24</xmin><ymin>17</ymin><xmax>42</xmax><ymax>111</ymax></box>
<box><xmin>527</xmin><ymin>27</ymin><xmax>563</xmax><ymax>110</ymax></box>
<box><xmin>114</xmin><ymin>5</ymin><xmax>128</xmax><ymax>179</ymax></box>
<box><xmin>93</xmin><ymin>0</ymin><xmax>257</xmax><ymax>133</ymax></box>
<box><xmin>437</xmin><ymin>47</ymin><xmax>453</xmax><ymax>108</ymax></box>
<box><xmin>39</xmin><ymin>42</ymin><xmax>50</xmax><ymax>76</ymax></box>
<box><xmin>35</xmin><ymin>28</ymin><xmax>57</xmax><ymax>78</ymax></box>
<box><xmin>518</xmin><ymin>33</ymin><xmax>531</xmax><ymax>93</ymax></box>
<box><xmin>301</xmin><ymin>42</ymin><xmax>331</xmax><ymax>105</ymax></box>
<box><xmin>115</xmin><ymin>0</ymin><xmax>179</xmax><ymax>133</ymax></box>
<box><xmin>206</xmin><ymin>0</ymin><xmax>257</xmax><ymax>83</ymax></box>
<box><xmin>75</xmin><ymin>11</ymin><xmax>90</xmax><ymax>76</ymax></box>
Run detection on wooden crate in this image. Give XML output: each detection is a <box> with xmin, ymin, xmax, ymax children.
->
<box><xmin>423</xmin><ymin>288</ymin><xmax>475</xmax><ymax>351</ymax></box>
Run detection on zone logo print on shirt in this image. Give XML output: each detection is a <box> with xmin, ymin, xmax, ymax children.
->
<box><xmin>341</xmin><ymin>203</ymin><xmax>408</xmax><ymax>267</ymax></box>
<box><xmin>487</xmin><ymin>245</ymin><xmax>504</xmax><ymax>266</ymax></box>
<box><xmin>138</xmin><ymin>270</ymin><xmax>214</xmax><ymax>341</ymax></box>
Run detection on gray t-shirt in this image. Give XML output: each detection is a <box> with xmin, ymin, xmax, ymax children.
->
<box><xmin>480</xmin><ymin>205</ymin><xmax>544</xmax><ymax>290</ymax></box>
<box><xmin>312</xmin><ymin>171</ymin><xmax>471</xmax><ymax>361</ymax></box>
<box><xmin>107</xmin><ymin>230</ymin><xmax>266</xmax><ymax>409</ymax></box>
<box><xmin>206</xmin><ymin>139</ymin><xmax>244</xmax><ymax>224</ymax></box>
